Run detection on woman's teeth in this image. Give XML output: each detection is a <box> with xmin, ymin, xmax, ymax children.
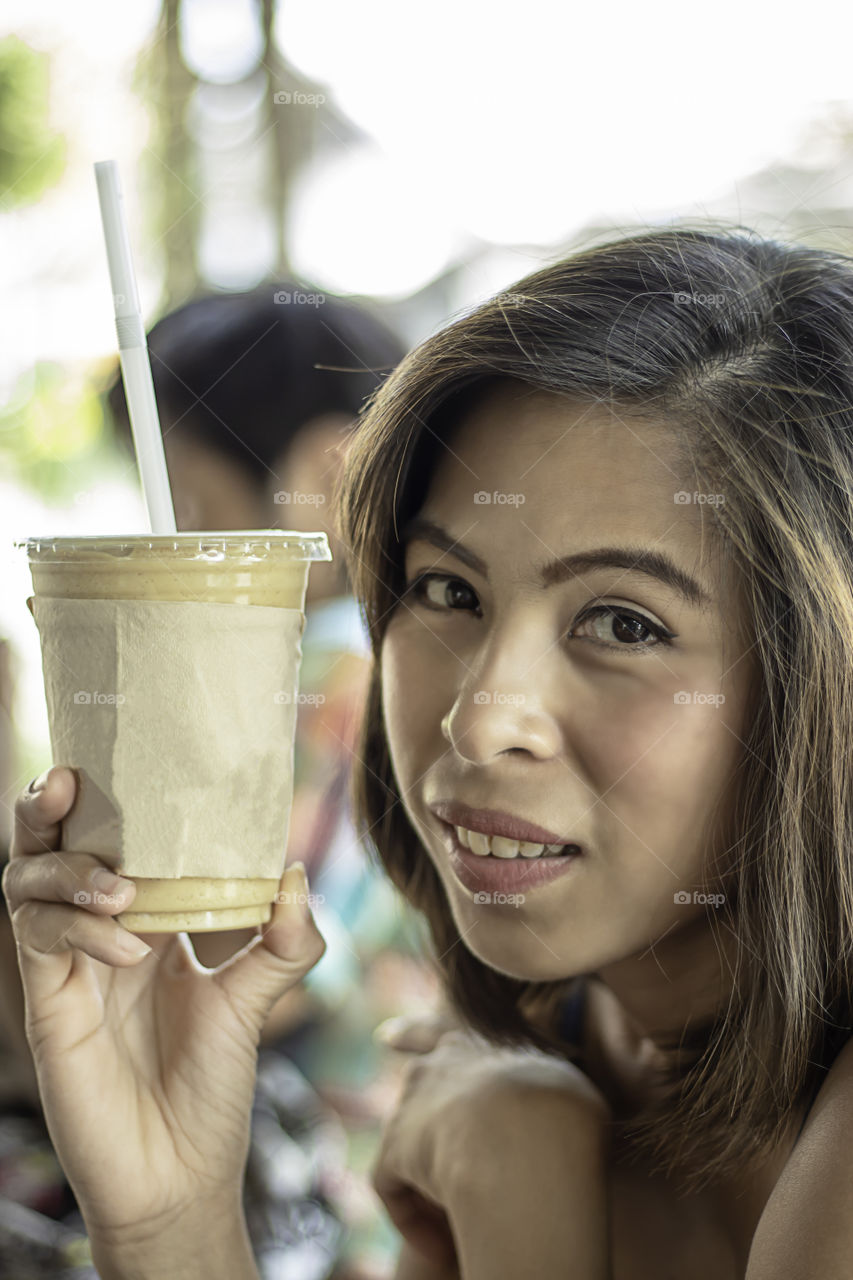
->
<box><xmin>454</xmin><ymin>826</ymin><xmax>569</xmax><ymax>858</ymax></box>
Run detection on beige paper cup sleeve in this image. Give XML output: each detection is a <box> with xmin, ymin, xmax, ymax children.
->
<box><xmin>31</xmin><ymin>598</ymin><xmax>305</xmax><ymax>880</ymax></box>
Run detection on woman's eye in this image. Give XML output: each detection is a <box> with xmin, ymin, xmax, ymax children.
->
<box><xmin>572</xmin><ymin>605</ymin><xmax>673</xmax><ymax>653</ymax></box>
<box><xmin>405</xmin><ymin>573</ymin><xmax>481</xmax><ymax>614</ymax></box>
<box><xmin>404</xmin><ymin>574</ymin><xmax>674</xmax><ymax>655</ymax></box>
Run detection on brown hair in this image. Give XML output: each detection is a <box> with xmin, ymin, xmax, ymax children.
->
<box><xmin>333</xmin><ymin>224</ymin><xmax>853</xmax><ymax>1191</ymax></box>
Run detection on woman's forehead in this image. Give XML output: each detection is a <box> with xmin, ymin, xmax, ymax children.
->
<box><xmin>433</xmin><ymin>382</ymin><xmax>675</xmax><ymax>471</ymax></box>
<box><xmin>407</xmin><ymin>390</ymin><xmax>731</xmax><ymax>605</ymax></box>
<box><xmin>424</xmin><ymin>393</ymin><xmax>685</xmax><ymax>519</ymax></box>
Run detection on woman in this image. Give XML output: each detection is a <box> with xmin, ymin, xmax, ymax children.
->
<box><xmin>7</xmin><ymin>225</ymin><xmax>853</xmax><ymax>1279</ymax></box>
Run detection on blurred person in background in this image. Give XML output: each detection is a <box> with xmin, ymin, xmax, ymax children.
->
<box><xmin>0</xmin><ymin>285</ymin><xmax>439</xmax><ymax>1280</ymax></box>
<box><xmin>104</xmin><ymin>284</ymin><xmax>419</xmax><ymax>1051</ymax></box>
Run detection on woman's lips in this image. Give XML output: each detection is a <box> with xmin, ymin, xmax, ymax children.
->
<box><xmin>437</xmin><ymin>821</ymin><xmax>583</xmax><ymax>897</ymax></box>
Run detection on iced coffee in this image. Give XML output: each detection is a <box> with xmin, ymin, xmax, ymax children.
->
<box><xmin>21</xmin><ymin>531</ymin><xmax>331</xmax><ymax>932</ymax></box>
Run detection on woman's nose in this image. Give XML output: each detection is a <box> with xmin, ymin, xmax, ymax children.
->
<box><xmin>441</xmin><ymin>623</ymin><xmax>564</xmax><ymax>763</ymax></box>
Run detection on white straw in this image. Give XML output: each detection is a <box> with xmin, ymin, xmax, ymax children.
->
<box><xmin>94</xmin><ymin>160</ymin><xmax>176</xmax><ymax>535</ymax></box>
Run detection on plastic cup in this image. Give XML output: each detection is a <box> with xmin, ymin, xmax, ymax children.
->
<box><xmin>20</xmin><ymin>532</ymin><xmax>331</xmax><ymax>932</ymax></box>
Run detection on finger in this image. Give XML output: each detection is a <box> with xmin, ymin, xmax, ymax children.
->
<box><xmin>12</xmin><ymin>898</ymin><xmax>153</xmax><ymax>970</ymax></box>
<box><xmin>373</xmin><ymin>1013</ymin><xmax>460</xmax><ymax>1054</ymax></box>
<box><xmin>11</xmin><ymin>767</ymin><xmax>78</xmax><ymax>860</ymax></box>
<box><xmin>2</xmin><ymin>849</ymin><xmax>137</xmax><ymax>917</ymax></box>
<box><xmin>213</xmin><ymin>862</ymin><xmax>326</xmax><ymax>1032</ymax></box>
<box><xmin>370</xmin><ymin>1177</ymin><xmax>458</xmax><ymax>1269</ymax></box>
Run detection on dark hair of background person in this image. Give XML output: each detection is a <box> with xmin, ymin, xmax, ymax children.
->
<box><xmin>105</xmin><ymin>283</ymin><xmax>408</xmax><ymax>489</ymax></box>
<box><xmin>334</xmin><ymin>223</ymin><xmax>853</xmax><ymax>1194</ymax></box>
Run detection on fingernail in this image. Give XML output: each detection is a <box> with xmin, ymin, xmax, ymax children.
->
<box><xmin>91</xmin><ymin>868</ymin><xmax>133</xmax><ymax>896</ymax></box>
<box><xmin>279</xmin><ymin>862</ymin><xmax>311</xmax><ymax>921</ymax></box>
<box><xmin>27</xmin><ymin>770</ymin><xmax>51</xmax><ymax>796</ymax></box>
<box><xmin>118</xmin><ymin>928</ymin><xmax>152</xmax><ymax>957</ymax></box>
<box><xmin>373</xmin><ymin>1016</ymin><xmax>408</xmax><ymax>1046</ymax></box>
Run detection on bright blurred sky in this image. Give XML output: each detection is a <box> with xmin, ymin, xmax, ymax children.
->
<box><xmin>4</xmin><ymin>0</ymin><xmax>853</xmax><ymax>775</ymax></box>
<box><xmin>5</xmin><ymin>0</ymin><xmax>853</xmax><ymax>368</ymax></box>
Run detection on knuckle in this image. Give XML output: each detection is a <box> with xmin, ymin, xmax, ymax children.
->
<box><xmin>15</xmin><ymin>784</ymin><xmax>33</xmax><ymax>815</ymax></box>
<box><xmin>515</xmin><ymin>1069</ymin><xmax>610</xmax><ymax>1125</ymax></box>
<box><xmin>70</xmin><ymin>882</ymin><xmax>95</xmax><ymax>908</ymax></box>
<box><xmin>401</xmin><ymin>1056</ymin><xmax>426</xmax><ymax>1087</ymax></box>
<box><xmin>10</xmin><ymin>897</ymin><xmax>41</xmax><ymax>932</ymax></box>
<box><xmin>436</xmin><ymin>1028</ymin><xmax>468</xmax><ymax>1050</ymax></box>
<box><xmin>18</xmin><ymin>776</ymin><xmax>46</xmax><ymax>810</ymax></box>
<box><xmin>1</xmin><ymin>860</ymin><xmax>17</xmax><ymax>903</ymax></box>
<box><xmin>293</xmin><ymin>928</ymin><xmax>326</xmax><ymax>969</ymax></box>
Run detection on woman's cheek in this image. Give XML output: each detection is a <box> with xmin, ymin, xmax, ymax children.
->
<box><xmin>567</xmin><ymin>669</ymin><xmax>685</xmax><ymax>789</ymax></box>
<box><xmin>380</xmin><ymin>617</ymin><xmax>447</xmax><ymax>788</ymax></box>
<box><xmin>586</xmin><ymin>689</ymin><xmax>740</xmax><ymax>876</ymax></box>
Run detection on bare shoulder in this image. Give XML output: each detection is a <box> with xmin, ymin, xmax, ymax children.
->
<box><xmin>745</xmin><ymin>1035</ymin><xmax>853</xmax><ymax>1279</ymax></box>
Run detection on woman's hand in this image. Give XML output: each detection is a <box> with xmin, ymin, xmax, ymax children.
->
<box><xmin>371</xmin><ymin>1023</ymin><xmax>612</xmax><ymax>1278</ymax></box>
<box><xmin>3</xmin><ymin>766</ymin><xmax>326</xmax><ymax>1259</ymax></box>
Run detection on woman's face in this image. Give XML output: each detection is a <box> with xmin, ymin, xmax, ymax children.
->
<box><xmin>380</xmin><ymin>379</ymin><xmax>755</xmax><ymax>983</ymax></box>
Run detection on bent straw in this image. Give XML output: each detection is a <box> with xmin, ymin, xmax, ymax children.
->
<box><xmin>94</xmin><ymin>160</ymin><xmax>176</xmax><ymax>534</ymax></box>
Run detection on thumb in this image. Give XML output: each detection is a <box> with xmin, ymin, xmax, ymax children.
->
<box><xmin>213</xmin><ymin>862</ymin><xmax>326</xmax><ymax>1031</ymax></box>
<box><xmin>373</xmin><ymin>1011</ymin><xmax>459</xmax><ymax>1054</ymax></box>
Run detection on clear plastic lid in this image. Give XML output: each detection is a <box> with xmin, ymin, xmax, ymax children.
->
<box><xmin>16</xmin><ymin>531</ymin><xmax>333</xmax><ymax>563</ymax></box>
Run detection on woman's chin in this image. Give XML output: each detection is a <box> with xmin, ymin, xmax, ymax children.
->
<box><xmin>447</xmin><ymin>890</ymin><xmax>583</xmax><ymax>981</ymax></box>
<box><xmin>462</xmin><ymin>937</ymin><xmax>576</xmax><ymax>984</ymax></box>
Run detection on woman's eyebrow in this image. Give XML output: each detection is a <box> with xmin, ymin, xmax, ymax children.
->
<box><xmin>400</xmin><ymin>516</ymin><xmax>716</xmax><ymax>610</ymax></box>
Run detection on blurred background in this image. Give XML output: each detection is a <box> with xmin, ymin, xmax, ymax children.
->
<box><xmin>6</xmin><ymin>0</ymin><xmax>853</xmax><ymax>794</ymax></box>
<box><xmin>4</xmin><ymin>0</ymin><xmax>853</xmax><ymax>1274</ymax></box>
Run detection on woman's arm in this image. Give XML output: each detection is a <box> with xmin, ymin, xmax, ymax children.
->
<box><xmin>373</xmin><ymin>1031</ymin><xmax>612</xmax><ymax>1280</ymax></box>
<box><xmin>4</xmin><ymin>768</ymin><xmax>326</xmax><ymax>1270</ymax></box>
<box><xmin>442</xmin><ymin>1087</ymin><xmax>611</xmax><ymax>1280</ymax></box>
<box><xmin>89</xmin><ymin>1189</ymin><xmax>259</xmax><ymax>1280</ymax></box>
<box><xmin>745</xmin><ymin>1037</ymin><xmax>853</xmax><ymax>1280</ymax></box>
<box><xmin>393</xmin><ymin>1241</ymin><xmax>460</xmax><ymax>1280</ymax></box>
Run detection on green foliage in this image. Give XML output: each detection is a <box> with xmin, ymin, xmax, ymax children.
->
<box><xmin>0</xmin><ymin>362</ymin><xmax>108</xmax><ymax>500</ymax></box>
<box><xmin>0</xmin><ymin>35</ymin><xmax>66</xmax><ymax>206</ymax></box>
